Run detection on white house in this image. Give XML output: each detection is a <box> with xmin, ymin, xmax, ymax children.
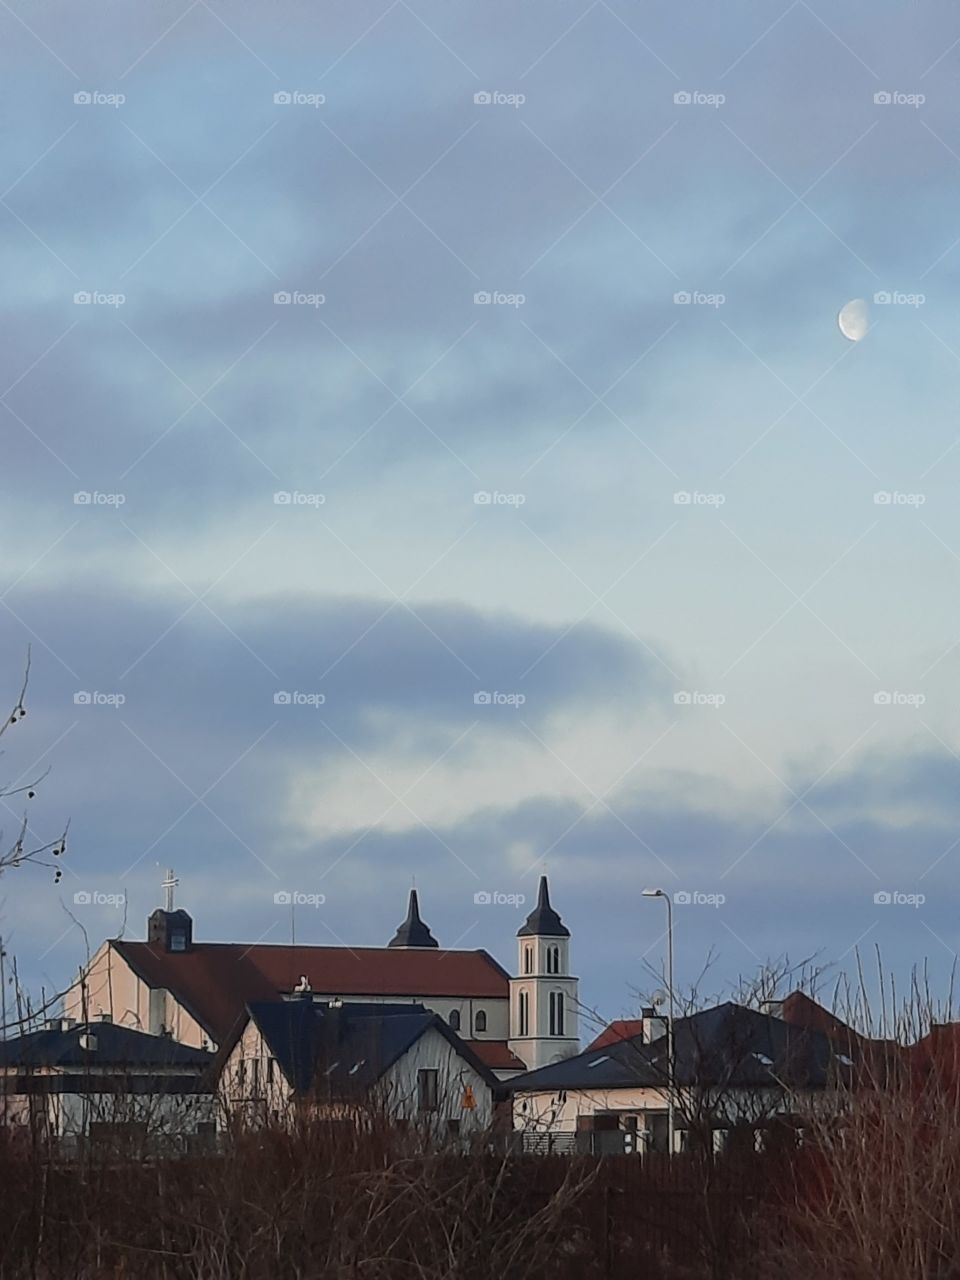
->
<box><xmin>508</xmin><ymin>1002</ymin><xmax>853</xmax><ymax>1154</ymax></box>
<box><xmin>218</xmin><ymin>998</ymin><xmax>499</xmax><ymax>1135</ymax></box>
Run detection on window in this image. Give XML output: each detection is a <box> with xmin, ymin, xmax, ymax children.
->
<box><xmin>250</xmin><ymin>1058</ymin><xmax>260</xmax><ymax>1093</ymax></box>
<box><xmin>170</xmin><ymin>930</ymin><xmax>186</xmax><ymax>952</ymax></box>
<box><xmin>518</xmin><ymin>990</ymin><xmax>529</xmax><ymax>1037</ymax></box>
<box><xmin>547</xmin><ymin>945</ymin><xmax>560</xmax><ymax>974</ymax></box>
<box><xmin>549</xmin><ymin>992</ymin><xmax>565</xmax><ymax>1036</ymax></box>
<box><xmin>417</xmin><ymin>1068</ymin><xmax>439</xmax><ymax>1112</ymax></box>
<box><xmin>474</xmin><ymin>1009</ymin><xmax>487</xmax><ymax>1033</ymax></box>
<box><xmin>267</xmin><ymin>1057</ymin><xmax>275</xmax><ymax>1084</ymax></box>
<box><xmin>237</xmin><ymin>1058</ymin><xmax>246</xmax><ymax>1086</ymax></box>
<box><xmin>523</xmin><ymin>946</ymin><xmax>533</xmax><ymax>975</ymax></box>
<box><xmin>449</xmin><ymin>1010</ymin><xmax>461</xmax><ymax>1031</ymax></box>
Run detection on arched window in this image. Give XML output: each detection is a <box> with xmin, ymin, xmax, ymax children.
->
<box><xmin>474</xmin><ymin>1009</ymin><xmax>487</xmax><ymax>1033</ymax></box>
<box><xmin>523</xmin><ymin>945</ymin><xmax>533</xmax><ymax>975</ymax></box>
<box><xmin>449</xmin><ymin>1010</ymin><xmax>460</xmax><ymax>1031</ymax></box>
<box><xmin>547</xmin><ymin>945</ymin><xmax>560</xmax><ymax>974</ymax></box>
<box><xmin>549</xmin><ymin>991</ymin><xmax>565</xmax><ymax>1036</ymax></box>
<box><xmin>518</xmin><ymin>991</ymin><xmax>529</xmax><ymax>1036</ymax></box>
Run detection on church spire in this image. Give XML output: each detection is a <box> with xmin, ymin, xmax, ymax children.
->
<box><xmin>517</xmin><ymin>875</ymin><xmax>570</xmax><ymax>938</ymax></box>
<box><xmin>387</xmin><ymin>888</ymin><xmax>439</xmax><ymax>949</ymax></box>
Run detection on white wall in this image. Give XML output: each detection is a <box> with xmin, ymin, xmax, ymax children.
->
<box><xmin>378</xmin><ymin>1025</ymin><xmax>494</xmax><ymax>1131</ymax></box>
<box><xmin>513</xmin><ymin>1083</ymin><xmax>811</xmax><ymax>1141</ymax></box>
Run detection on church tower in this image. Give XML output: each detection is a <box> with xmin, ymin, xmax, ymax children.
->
<box><xmin>508</xmin><ymin>876</ymin><xmax>578</xmax><ymax>1071</ymax></box>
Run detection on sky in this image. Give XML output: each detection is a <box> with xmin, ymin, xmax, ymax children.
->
<box><xmin>2</xmin><ymin>0</ymin><xmax>960</xmax><ymax>1030</ymax></box>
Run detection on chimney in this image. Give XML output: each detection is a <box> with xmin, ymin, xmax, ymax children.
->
<box><xmin>641</xmin><ymin>1007</ymin><xmax>667</xmax><ymax>1044</ymax></box>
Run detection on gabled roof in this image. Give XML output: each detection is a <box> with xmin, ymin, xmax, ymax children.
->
<box><xmin>114</xmin><ymin>941</ymin><xmax>510</xmax><ymax>1044</ymax></box>
<box><xmin>0</xmin><ymin>1021</ymin><xmax>214</xmax><ymax>1070</ymax></box>
<box><xmin>586</xmin><ymin>1019</ymin><xmax>646</xmax><ymax>1051</ymax></box>
<box><xmin>517</xmin><ymin>876</ymin><xmax>569</xmax><ymax>938</ymax></box>
<box><xmin>509</xmin><ymin>1002</ymin><xmax>847</xmax><ymax>1092</ymax></box>
<box><xmin>246</xmin><ymin>1000</ymin><xmax>500</xmax><ymax>1096</ymax></box>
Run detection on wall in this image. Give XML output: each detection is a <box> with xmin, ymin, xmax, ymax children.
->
<box><xmin>219</xmin><ymin>1019</ymin><xmax>293</xmax><ymax>1120</ymax></box>
<box><xmin>513</xmin><ymin>1083</ymin><xmax>810</xmax><ymax>1146</ymax></box>
<box><xmin>63</xmin><ymin>943</ymin><xmax>212</xmax><ymax>1050</ymax></box>
<box><xmin>379</xmin><ymin>1024</ymin><xmax>494</xmax><ymax>1131</ymax></box>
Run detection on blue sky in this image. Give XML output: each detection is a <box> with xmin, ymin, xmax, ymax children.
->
<box><xmin>3</xmin><ymin>0</ymin><xmax>960</xmax><ymax>1026</ymax></box>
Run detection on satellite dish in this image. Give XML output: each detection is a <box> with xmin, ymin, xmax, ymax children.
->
<box><xmin>651</xmin><ymin>990</ymin><xmax>667</xmax><ymax>1009</ymax></box>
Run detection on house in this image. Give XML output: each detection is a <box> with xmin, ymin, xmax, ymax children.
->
<box><xmin>217</xmin><ymin>998</ymin><xmax>500</xmax><ymax>1134</ymax></box>
<box><xmin>63</xmin><ymin>873</ymin><xmax>580</xmax><ymax>1078</ymax></box>
<box><xmin>0</xmin><ymin>1017</ymin><xmax>216</xmax><ymax>1150</ymax></box>
<box><xmin>509</xmin><ymin>1001</ymin><xmax>854</xmax><ymax>1154</ymax></box>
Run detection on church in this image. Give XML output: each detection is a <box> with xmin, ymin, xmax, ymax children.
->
<box><xmin>63</xmin><ymin>874</ymin><xmax>581</xmax><ymax>1080</ymax></box>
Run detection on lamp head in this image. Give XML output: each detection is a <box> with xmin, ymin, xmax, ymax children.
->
<box><xmin>641</xmin><ymin>888</ymin><xmax>664</xmax><ymax>898</ymax></box>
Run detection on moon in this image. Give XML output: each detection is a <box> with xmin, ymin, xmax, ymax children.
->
<box><xmin>838</xmin><ymin>298</ymin><xmax>869</xmax><ymax>342</ymax></box>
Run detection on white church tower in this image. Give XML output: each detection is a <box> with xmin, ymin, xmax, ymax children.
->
<box><xmin>508</xmin><ymin>876</ymin><xmax>579</xmax><ymax>1071</ymax></box>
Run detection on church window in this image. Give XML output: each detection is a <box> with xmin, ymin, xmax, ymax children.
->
<box><xmin>474</xmin><ymin>1009</ymin><xmax>487</xmax><ymax>1033</ymax></box>
<box><xmin>518</xmin><ymin>991</ymin><xmax>529</xmax><ymax>1036</ymax></box>
<box><xmin>449</xmin><ymin>1010</ymin><xmax>461</xmax><ymax>1031</ymax></box>
<box><xmin>549</xmin><ymin>992</ymin><xmax>565</xmax><ymax>1036</ymax></box>
<box><xmin>523</xmin><ymin>946</ymin><xmax>533</xmax><ymax>974</ymax></box>
<box><xmin>547</xmin><ymin>946</ymin><xmax>560</xmax><ymax>974</ymax></box>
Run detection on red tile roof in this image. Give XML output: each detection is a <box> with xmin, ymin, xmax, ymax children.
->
<box><xmin>587</xmin><ymin>1019</ymin><xmax>646</xmax><ymax>1051</ymax></box>
<box><xmin>467</xmin><ymin>1040</ymin><xmax>526</xmax><ymax>1071</ymax></box>
<box><xmin>775</xmin><ymin>991</ymin><xmax>863</xmax><ymax>1041</ymax></box>
<box><xmin>114</xmin><ymin>942</ymin><xmax>510</xmax><ymax>1044</ymax></box>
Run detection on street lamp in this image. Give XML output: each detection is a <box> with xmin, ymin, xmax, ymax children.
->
<box><xmin>642</xmin><ymin>888</ymin><xmax>675</xmax><ymax>1156</ymax></box>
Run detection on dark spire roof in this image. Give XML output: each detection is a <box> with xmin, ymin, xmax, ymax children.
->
<box><xmin>387</xmin><ymin>889</ymin><xmax>439</xmax><ymax>949</ymax></box>
<box><xmin>517</xmin><ymin>876</ymin><xmax>569</xmax><ymax>938</ymax></box>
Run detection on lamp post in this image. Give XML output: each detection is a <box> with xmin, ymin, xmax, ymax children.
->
<box><xmin>642</xmin><ymin>888</ymin><xmax>675</xmax><ymax>1156</ymax></box>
